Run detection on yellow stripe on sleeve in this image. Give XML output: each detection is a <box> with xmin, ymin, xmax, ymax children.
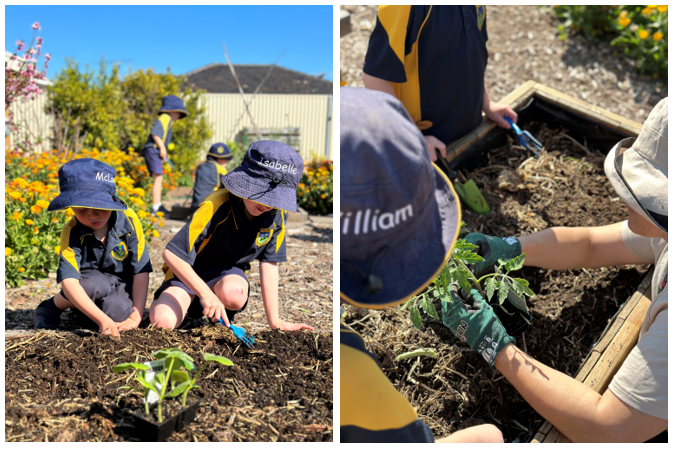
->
<box><xmin>124</xmin><ymin>209</ymin><xmax>146</xmax><ymax>259</ymax></box>
<box><xmin>158</xmin><ymin>113</ymin><xmax>172</xmax><ymax>142</ymax></box>
<box><xmin>275</xmin><ymin>211</ymin><xmax>285</xmax><ymax>253</ymax></box>
<box><xmin>59</xmin><ymin>217</ymin><xmax>79</xmax><ymax>273</ymax></box>
<box><xmin>341</xmin><ymin>343</ymin><xmax>419</xmax><ymax>430</ymax></box>
<box><xmin>189</xmin><ymin>190</ymin><xmax>230</xmax><ymax>252</ymax></box>
<box><xmin>377</xmin><ymin>5</ymin><xmax>412</xmax><ymax>67</ymax></box>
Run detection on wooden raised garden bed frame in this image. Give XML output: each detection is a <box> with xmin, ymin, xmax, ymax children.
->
<box><xmin>443</xmin><ymin>81</ymin><xmax>651</xmax><ymax>443</ymax></box>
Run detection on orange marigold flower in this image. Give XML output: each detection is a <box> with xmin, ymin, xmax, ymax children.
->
<box><xmin>152</xmin><ymin>229</ymin><xmax>160</xmax><ymax>238</ymax></box>
<box><xmin>653</xmin><ymin>31</ymin><xmax>663</xmax><ymax>41</ymax></box>
<box><xmin>18</xmin><ymin>267</ymin><xmax>25</xmax><ymax>273</ymax></box>
<box><xmin>5</xmin><ymin>248</ymin><xmax>12</xmax><ymax>257</ymax></box>
<box><xmin>34</xmin><ymin>227</ymin><xmax>40</xmax><ymax>233</ymax></box>
<box><xmin>12</xmin><ymin>211</ymin><xmax>23</xmax><ymax>221</ymax></box>
<box><xmin>31</xmin><ymin>205</ymin><xmax>42</xmax><ymax>214</ymax></box>
<box><xmin>25</xmin><ymin>219</ymin><xmax>34</xmax><ymax>225</ymax></box>
<box><xmin>55</xmin><ymin>245</ymin><xmax>61</xmax><ymax>255</ymax></box>
<box><xmin>639</xmin><ymin>29</ymin><xmax>650</xmax><ymax>39</ymax></box>
<box><xmin>9</xmin><ymin>191</ymin><xmax>21</xmax><ymax>200</ymax></box>
<box><xmin>657</xmin><ymin>5</ymin><xmax>667</xmax><ymax>12</ymax></box>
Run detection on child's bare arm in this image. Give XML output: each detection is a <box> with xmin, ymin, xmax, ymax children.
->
<box><xmin>151</xmin><ymin>134</ymin><xmax>168</xmax><ymax>162</ymax></box>
<box><xmin>259</xmin><ymin>262</ymin><xmax>314</xmax><ymax>331</ymax></box>
<box><xmin>162</xmin><ymin>248</ymin><xmax>227</xmax><ymax>324</ymax></box>
<box><xmin>62</xmin><ymin>278</ymin><xmax>119</xmax><ymax>336</ymax></box>
<box><xmin>117</xmin><ymin>272</ymin><xmax>149</xmax><ymax>331</ymax></box>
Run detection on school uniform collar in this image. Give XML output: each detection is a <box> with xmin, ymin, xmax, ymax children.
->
<box><xmin>230</xmin><ymin>193</ymin><xmax>276</xmax><ymax>230</ymax></box>
<box><xmin>74</xmin><ymin>211</ymin><xmax>132</xmax><ymax>241</ymax></box>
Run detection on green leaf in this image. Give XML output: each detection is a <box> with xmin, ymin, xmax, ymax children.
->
<box><xmin>204</xmin><ymin>353</ymin><xmax>235</xmax><ymax>366</ymax></box>
<box><xmin>453</xmin><ymin>238</ymin><xmax>479</xmax><ymax>251</ymax></box>
<box><xmin>455</xmin><ymin>265</ymin><xmax>472</xmax><ymax>294</ymax></box>
<box><xmin>165</xmin><ymin>381</ymin><xmax>191</xmax><ymax>399</ymax></box>
<box><xmin>135</xmin><ymin>376</ymin><xmax>160</xmax><ymax>394</ymax></box>
<box><xmin>497</xmin><ymin>280</ymin><xmax>509</xmax><ymax>304</ymax></box>
<box><xmin>170</xmin><ymin>370</ymin><xmax>190</xmax><ymax>384</ymax></box>
<box><xmin>396</xmin><ymin>348</ymin><xmax>438</xmax><ymax>361</ymax></box>
<box><xmin>508</xmin><ymin>254</ymin><xmax>526</xmax><ymax>272</ymax></box>
<box><xmin>401</xmin><ymin>296</ymin><xmax>413</xmax><ymax>310</ymax></box>
<box><xmin>452</xmin><ymin>248</ymin><xmax>484</xmax><ymax>264</ymax></box>
<box><xmin>419</xmin><ymin>293</ymin><xmax>439</xmax><ymax>320</ymax></box>
<box><xmin>511</xmin><ymin>278</ymin><xmax>535</xmax><ymax>297</ymax></box>
<box><xmin>485</xmin><ymin>277</ymin><xmax>497</xmax><ymax>301</ymax></box>
<box><xmin>409</xmin><ymin>305</ymin><xmax>423</xmax><ymax>330</ymax></box>
<box><xmin>113</xmin><ymin>362</ymin><xmax>150</xmax><ymax>373</ymax></box>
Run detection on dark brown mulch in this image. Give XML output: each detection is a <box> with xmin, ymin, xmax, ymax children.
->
<box><xmin>342</xmin><ymin>122</ymin><xmax>648</xmax><ymax>442</ymax></box>
<box><xmin>5</xmin><ymin>328</ymin><xmax>332</xmax><ymax>442</ymax></box>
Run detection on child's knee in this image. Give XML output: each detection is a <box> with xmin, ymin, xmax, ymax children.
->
<box><xmin>150</xmin><ymin>304</ymin><xmax>178</xmax><ymax>330</ymax></box>
<box><xmin>214</xmin><ymin>281</ymin><xmax>247</xmax><ymax>310</ymax></box>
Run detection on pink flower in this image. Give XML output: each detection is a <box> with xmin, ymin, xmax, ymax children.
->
<box><xmin>16</xmin><ymin>40</ymin><xmax>24</xmax><ymax>51</ymax></box>
<box><xmin>45</xmin><ymin>53</ymin><xmax>51</xmax><ymax>61</ymax></box>
<box><xmin>37</xmin><ymin>37</ymin><xmax>42</xmax><ymax>45</ymax></box>
<box><xmin>32</xmin><ymin>22</ymin><xmax>40</xmax><ymax>30</ymax></box>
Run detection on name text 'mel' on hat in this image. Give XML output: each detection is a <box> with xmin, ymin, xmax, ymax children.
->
<box><xmin>605</xmin><ymin>97</ymin><xmax>668</xmax><ymax>232</ymax></box>
<box><xmin>48</xmin><ymin>158</ymin><xmax>127</xmax><ymax>212</ymax></box>
<box><xmin>340</xmin><ymin>87</ymin><xmax>462</xmax><ymax>309</ymax></box>
<box><xmin>221</xmin><ymin>140</ymin><xmax>303</xmax><ymax>212</ymax></box>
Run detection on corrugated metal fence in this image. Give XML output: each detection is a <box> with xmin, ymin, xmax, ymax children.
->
<box><xmin>201</xmin><ymin>93</ymin><xmax>333</xmax><ymax>160</ymax></box>
<box><xmin>7</xmin><ymin>93</ymin><xmax>334</xmax><ymax>161</ymax></box>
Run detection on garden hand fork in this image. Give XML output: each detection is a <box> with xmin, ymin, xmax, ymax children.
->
<box><xmin>503</xmin><ymin>117</ymin><xmax>542</xmax><ymax>157</ymax></box>
<box><xmin>200</xmin><ymin>301</ymin><xmax>256</xmax><ymax>348</ymax></box>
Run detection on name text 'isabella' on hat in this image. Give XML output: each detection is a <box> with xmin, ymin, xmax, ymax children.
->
<box><xmin>256</xmin><ymin>157</ymin><xmax>299</xmax><ymax>174</ymax></box>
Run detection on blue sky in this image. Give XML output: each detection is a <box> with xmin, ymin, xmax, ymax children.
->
<box><xmin>5</xmin><ymin>5</ymin><xmax>333</xmax><ymax>80</ymax></box>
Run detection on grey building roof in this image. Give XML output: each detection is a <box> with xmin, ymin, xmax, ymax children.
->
<box><xmin>183</xmin><ymin>64</ymin><xmax>332</xmax><ymax>95</ymax></box>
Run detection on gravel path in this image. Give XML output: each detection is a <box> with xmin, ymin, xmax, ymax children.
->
<box><xmin>340</xmin><ymin>5</ymin><xmax>666</xmax><ymax>120</ymax></box>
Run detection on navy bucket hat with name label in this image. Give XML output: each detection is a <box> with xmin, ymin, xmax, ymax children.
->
<box><xmin>340</xmin><ymin>87</ymin><xmax>462</xmax><ymax>309</ymax></box>
<box><xmin>221</xmin><ymin>140</ymin><xmax>304</xmax><ymax>212</ymax></box>
<box><xmin>48</xmin><ymin>158</ymin><xmax>127</xmax><ymax>212</ymax></box>
<box><xmin>158</xmin><ymin>95</ymin><xmax>188</xmax><ymax>119</ymax></box>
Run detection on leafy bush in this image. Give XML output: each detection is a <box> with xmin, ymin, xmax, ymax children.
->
<box><xmin>46</xmin><ymin>61</ymin><xmax>212</xmax><ymax>174</ymax></box>
<box><xmin>553</xmin><ymin>5</ymin><xmax>668</xmax><ymax>78</ymax></box>
<box><xmin>4</xmin><ymin>147</ymin><xmax>173</xmax><ymax>287</ymax></box>
<box><xmin>297</xmin><ymin>158</ymin><xmax>333</xmax><ymax>215</ymax></box>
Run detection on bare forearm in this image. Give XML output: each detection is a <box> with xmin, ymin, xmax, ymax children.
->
<box><xmin>259</xmin><ymin>262</ymin><xmax>281</xmax><ymax>328</ymax></box>
<box><xmin>62</xmin><ymin>279</ymin><xmax>109</xmax><ymax>325</ymax></box>
<box><xmin>362</xmin><ymin>73</ymin><xmax>396</xmax><ymax>97</ymax></box>
<box><xmin>495</xmin><ymin>343</ymin><xmax>605</xmax><ymax>442</ymax></box>
<box><xmin>131</xmin><ymin>272</ymin><xmax>149</xmax><ymax>319</ymax></box>
<box><xmin>163</xmin><ymin>249</ymin><xmax>211</xmax><ymax>298</ymax></box>
<box><xmin>152</xmin><ymin>134</ymin><xmax>166</xmax><ymax>152</ymax></box>
<box><xmin>482</xmin><ymin>85</ymin><xmax>491</xmax><ymax>112</ymax></box>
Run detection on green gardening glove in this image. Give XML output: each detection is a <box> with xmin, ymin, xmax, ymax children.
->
<box><xmin>465</xmin><ymin>233</ymin><xmax>521</xmax><ymax>276</ymax></box>
<box><xmin>441</xmin><ymin>285</ymin><xmax>515</xmax><ymax>368</ymax></box>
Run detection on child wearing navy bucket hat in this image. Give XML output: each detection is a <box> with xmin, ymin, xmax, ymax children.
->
<box><xmin>190</xmin><ymin>142</ymin><xmax>233</xmax><ymax>214</ymax></box>
<box><xmin>150</xmin><ymin>140</ymin><xmax>314</xmax><ymax>333</ymax></box>
<box><xmin>142</xmin><ymin>94</ymin><xmax>188</xmax><ymax>216</ymax></box>
<box><xmin>34</xmin><ymin>159</ymin><xmax>153</xmax><ymax>337</ymax></box>
<box><xmin>340</xmin><ymin>87</ymin><xmax>504</xmax><ymax>443</ymax></box>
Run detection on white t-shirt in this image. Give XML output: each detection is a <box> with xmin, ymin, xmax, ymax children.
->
<box><xmin>608</xmin><ymin>221</ymin><xmax>667</xmax><ymax>420</ymax></box>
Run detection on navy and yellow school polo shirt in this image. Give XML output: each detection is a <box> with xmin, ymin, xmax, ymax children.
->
<box><xmin>143</xmin><ymin>113</ymin><xmax>174</xmax><ymax>149</ymax></box>
<box><xmin>363</xmin><ymin>5</ymin><xmax>489</xmax><ymax>144</ymax></box>
<box><xmin>57</xmin><ymin>209</ymin><xmax>153</xmax><ymax>287</ymax></box>
<box><xmin>163</xmin><ymin>189</ymin><xmax>286</xmax><ymax>284</ymax></box>
<box><xmin>191</xmin><ymin>161</ymin><xmax>228</xmax><ymax>212</ymax></box>
<box><xmin>341</xmin><ymin>309</ymin><xmax>435</xmax><ymax>442</ymax></box>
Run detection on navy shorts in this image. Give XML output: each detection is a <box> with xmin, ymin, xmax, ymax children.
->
<box><xmin>142</xmin><ymin>146</ymin><xmax>164</xmax><ymax>176</ymax></box>
<box><xmin>63</xmin><ymin>269</ymin><xmax>135</xmax><ymax>329</ymax></box>
<box><xmin>154</xmin><ymin>266</ymin><xmax>250</xmax><ymax>323</ymax></box>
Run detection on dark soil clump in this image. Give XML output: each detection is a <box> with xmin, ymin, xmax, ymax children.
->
<box><xmin>342</xmin><ymin>123</ymin><xmax>648</xmax><ymax>442</ymax></box>
<box><xmin>5</xmin><ymin>328</ymin><xmax>332</xmax><ymax>442</ymax></box>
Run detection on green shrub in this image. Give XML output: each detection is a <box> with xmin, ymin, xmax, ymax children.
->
<box><xmin>552</xmin><ymin>5</ymin><xmax>667</xmax><ymax>79</ymax></box>
<box><xmin>46</xmin><ymin>61</ymin><xmax>213</xmax><ymax>174</ymax></box>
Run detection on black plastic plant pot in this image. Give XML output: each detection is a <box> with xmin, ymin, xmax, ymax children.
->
<box><xmin>493</xmin><ymin>303</ymin><xmax>532</xmax><ymax>336</ymax></box>
<box><xmin>130</xmin><ymin>401</ymin><xmax>200</xmax><ymax>442</ymax></box>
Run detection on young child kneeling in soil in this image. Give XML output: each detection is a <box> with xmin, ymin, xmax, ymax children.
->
<box><xmin>34</xmin><ymin>159</ymin><xmax>153</xmax><ymax>336</ymax></box>
<box><xmin>150</xmin><ymin>141</ymin><xmax>314</xmax><ymax>332</ymax></box>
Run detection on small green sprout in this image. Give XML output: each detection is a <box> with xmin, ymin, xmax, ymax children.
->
<box><xmin>114</xmin><ymin>348</ymin><xmax>234</xmax><ymax>422</ymax></box>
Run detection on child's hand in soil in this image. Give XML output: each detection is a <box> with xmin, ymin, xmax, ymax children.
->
<box><xmin>116</xmin><ymin>313</ymin><xmax>141</xmax><ymax>332</ymax></box>
<box><xmin>98</xmin><ymin>316</ymin><xmax>120</xmax><ymax>337</ymax></box>
<box><xmin>201</xmin><ymin>292</ymin><xmax>228</xmax><ymax>326</ymax></box>
<box><xmin>272</xmin><ymin>320</ymin><xmax>315</xmax><ymax>331</ymax></box>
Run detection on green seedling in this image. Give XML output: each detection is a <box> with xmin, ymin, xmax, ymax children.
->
<box><xmin>114</xmin><ymin>348</ymin><xmax>233</xmax><ymax>422</ymax></box>
<box><xmin>396</xmin><ymin>348</ymin><xmax>438</xmax><ymax>361</ymax></box>
<box><xmin>402</xmin><ymin>238</ymin><xmax>535</xmax><ymax>330</ymax></box>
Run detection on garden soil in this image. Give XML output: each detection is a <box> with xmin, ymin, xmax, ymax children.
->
<box><xmin>342</xmin><ymin>122</ymin><xmax>649</xmax><ymax>442</ymax></box>
<box><xmin>5</xmin><ymin>194</ymin><xmax>333</xmax><ymax>442</ymax></box>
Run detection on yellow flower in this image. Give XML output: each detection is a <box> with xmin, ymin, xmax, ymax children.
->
<box><xmin>619</xmin><ymin>17</ymin><xmax>631</xmax><ymax>27</ymax></box>
<box><xmin>657</xmin><ymin>5</ymin><xmax>667</xmax><ymax>12</ymax></box>
<box><xmin>320</xmin><ymin>194</ymin><xmax>326</xmax><ymax>199</ymax></box>
<box><xmin>639</xmin><ymin>29</ymin><xmax>650</xmax><ymax>39</ymax></box>
<box><xmin>31</xmin><ymin>205</ymin><xmax>42</xmax><ymax>214</ymax></box>
<box><xmin>55</xmin><ymin>245</ymin><xmax>61</xmax><ymax>255</ymax></box>
<box><xmin>9</xmin><ymin>191</ymin><xmax>21</xmax><ymax>200</ymax></box>
<box><xmin>34</xmin><ymin>227</ymin><xmax>40</xmax><ymax>234</ymax></box>
<box><xmin>19</xmin><ymin>197</ymin><xmax>26</xmax><ymax>203</ymax></box>
<box><xmin>653</xmin><ymin>31</ymin><xmax>663</xmax><ymax>41</ymax></box>
<box><xmin>12</xmin><ymin>211</ymin><xmax>23</xmax><ymax>221</ymax></box>
<box><xmin>132</xmin><ymin>188</ymin><xmax>145</xmax><ymax>197</ymax></box>
<box><xmin>642</xmin><ymin>7</ymin><xmax>652</xmax><ymax>15</ymax></box>
<box><xmin>36</xmin><ymin>200</ymin><xmax>50</xmax><ymax>209</ymax></box>
<box><xmin>152</xmin><ymin>229</ymin><xmax>160</xmax><ymax>238</ymax></box>
<box><xmin>619</xmin><ymin>10</ymin><xmax>628</xmax><ymax>18</ymax></box>
<box><xmin>18</xmin><ymin>267</ymin><xmax>25</xmax><ymax>273</ymax></box>
<box><xmin>155</xmin><ymin>211</ymin><xmax>164</xmax><ymax>217</ymax></box>
<box><xmin>5</xmin><ymin>248</ymin><xmax>11</xmax><ymax>257</ymax></box>
<box><xmin>137</xmin><ymin>210</ymin><xmax>148</xmax><ymax>219</ymax></box>
<box><xmin>25</xmin><ymin>219</ymin><xmax>34</xmax><ymax>225</ymax></box>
